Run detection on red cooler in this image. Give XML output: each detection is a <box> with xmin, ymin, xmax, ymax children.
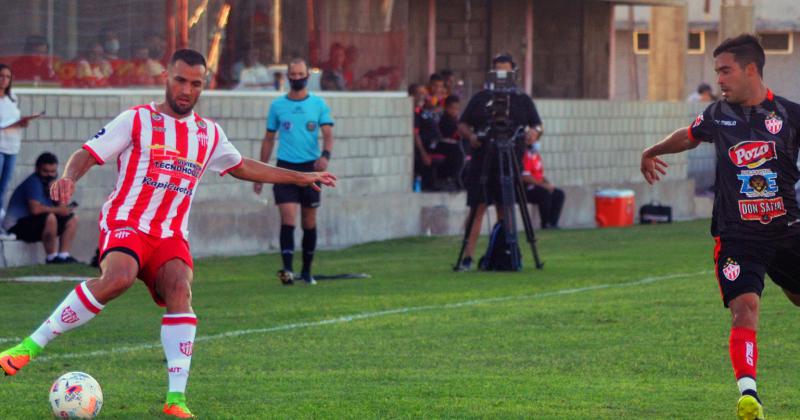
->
<box><xmin>595</xmin><ymin>189</ymin><xmax>635</xmax><ymax>227</ymax></box>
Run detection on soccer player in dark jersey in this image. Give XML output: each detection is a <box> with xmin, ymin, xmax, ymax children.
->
<box><xmin>640</xmin><ymin>34</ymin><xmax>800</xmax><ymax>420</ymax></box>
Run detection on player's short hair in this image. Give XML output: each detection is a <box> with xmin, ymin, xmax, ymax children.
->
<box><xmin>444</xmin><ymin>95</ymin><xmax>460</xmax><ymax>107</ymax></box>
<box><xmin>429</xmin><ymin>73</ymin><xmax>443</xmax><ymax>84</ymax></box>
<box><xmin>407</xmin><ymin>83</ymin><xmax>420</xmax><ymax>96</ymax></box>
<box><xmin>697</xmin><ymin>83</ymin><xmax>712</xmax><ymax>94</ymax></box>
<box><xmin>492</xmin><ymin>53</ymin><xmax>516</xmax><ymax>69</ymax></box>
<box><xmin>170</xmin><ymin>49</ymin><xmax>207</xmax><ymax>69</ymax></box>
<box><xmin>36</xmin><ymin>152</ymin><xmax>58</xmax><ymax>168</ymax></box>
<box><xmin>287</xmin><ymin>58</ymin><xmax>308</xmax><ymax>72</ymax></box>
<box><xmin>713</xmin><ymin>34</ymin><xmax>765</xmax><ymax>77</ymax></box>
<box><xmin>440</xmin><ymin>69</ymin><xmax>454</xmax><ymax>78</ymax></box>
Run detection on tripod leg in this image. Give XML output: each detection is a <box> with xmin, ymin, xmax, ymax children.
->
<box><xmin>453</xmin><ymin>204</ymin><xmax>479</xmax><ymax>271</ymax></box>
<box><xmin>510</xmin><ymin>153</ymin><xmax>544</xmax><ymax>269</ymax></box>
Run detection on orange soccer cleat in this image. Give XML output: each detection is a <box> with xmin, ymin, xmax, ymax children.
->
<box><xmin>163</xmin><ymin>392</ymin><xmax>195</xmax><ymax>418</ymax></box>
<box><xmin>0</xmin><ymin>337</ymin><xmax>42</xmax><ymax>376</ymax></box>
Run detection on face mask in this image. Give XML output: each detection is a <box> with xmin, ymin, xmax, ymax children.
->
<box><xmin>104</xmin><ymin>40</ymin><xmax>120</xmax><ymax>54</ymax></box>
<box><xmin>289</xmin><ymin>76</ymin><xmax>308</xmax><ymax>91</ymax></box>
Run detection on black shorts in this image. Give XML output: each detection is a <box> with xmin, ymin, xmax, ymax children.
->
<box><xmin>714</xmin><ymin>234</ymin><xmax>800</xmax><ymax>307</ymax></box>
<box><xmin>9</xmin><ymin>213</ymin><xmax>74</xmax><ymax>243</ymax></box>
<box><xmin>273</xmin><ymin>160</ymin><xmax>321</xmax><ymax>208</ymax></box>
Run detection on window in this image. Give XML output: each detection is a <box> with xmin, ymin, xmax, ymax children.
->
<box><xmin>758</xmin><ymin>32</ymin><xmax>792</xmax><ymax>54</ymax></box>
<box><xmin>633</xmin><ymin>30</ymin><xmax>705</xmax><ymax>55</ymax></box>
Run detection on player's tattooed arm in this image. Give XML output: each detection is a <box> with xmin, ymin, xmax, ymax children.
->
<box><xmin>51</xmin><ymin>149</ymin><xmax>98</xmax><ymax>203</ymax></box>
<box><xmin>640</xmin><ymin>127</ymin><xmax>698</xmax><ymax>185</ymax></box>
<box><xmin>232</xmin><ymin>158</ymin><xmax>337</xmax><ymax>192</ymax></box>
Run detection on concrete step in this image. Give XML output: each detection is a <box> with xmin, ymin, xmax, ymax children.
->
<box><xmin>0</xmin><ymin>240</ymin><xmax>45</xmax><ymax>268</ymax></box>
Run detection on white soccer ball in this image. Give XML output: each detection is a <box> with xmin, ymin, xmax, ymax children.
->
<box><xmin>49</xmin><ymin>371</ymin><xmax>103</xmax><ymax>419</ymax></box>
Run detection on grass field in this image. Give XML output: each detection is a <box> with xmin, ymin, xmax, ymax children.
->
<box><xmin>2</xmin><ymin>219</ymin><xmax>800</xmax><ymax>419</ymax></box>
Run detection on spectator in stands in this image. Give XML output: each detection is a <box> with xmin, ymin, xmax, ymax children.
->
<box><xmin>0</xmin><ymin>64</ymin><xmax>25</xmax><ymax>237</ymax></box>
<box><xmin>145</xmin><ymin>34</ymin><xmax>168</xmax><ymax>66</ymax></box>
<box><xmin>236</xmin><ymin>48</ymin><xmax>272</xmax><ymax>90</ymax></box>
<box><xmin>76</xmin><ymin>41</ymin><xmax>113</xmax><ymax>87</ymax></box>
<box><xmin>99</xmin><ymin>28</ymin><xmax>121</xmax><ymax>61</ymax></box>
<box><xmin>321</xmin><ymin>42</ymin><xmax>347</xmax><ymax>91</ymax></box>
<box><xmin>408</xmin><ymin>83</ymin><xmax>427</xmax><ymax>110</ymax></box>
<box><xmin>687</xmin><ymin>82</ymin><xmax>716</xmax><ymax>103</ymax></box>
<box><xmin>435</xmin><ymin>95</ymin><xmax>465</xmax><ymax>190</ymax></box>
<box><xmin>428</xmin><ymin>73</ymin><xmax>447</xmax><ymax>109</ymax></box>
<box><xmin>413</xmin><ymin>96</ymin><xmax>441</xmax><ymax>191</ymax></box>
<box><xmin>2</xmin><ymin>153</ymin><xmax>80</xmax><ymax>263</ymax></box>
<box><xmin>11</xmin><ymin>35</ymin><xmax>56</xmax><ymax>83</ymax></box>
<box><xmin>130</xmin><ymin>44</ymin><xmax>165</xmax><ymax>86</ymax></box>
<box><xmin>440</xmin><ymin>69</ymin><xmax>463</xmax><ymax>98</ymax></box>
<box><xmin>522</xmin><ymin>140</ymin><xmax>564</xmax><ymax>229</ymax></box>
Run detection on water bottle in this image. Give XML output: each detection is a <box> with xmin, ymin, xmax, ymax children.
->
<box><xmin>413</xmin><ymin>176</ymin><xmax>422</xmax><ymax>192</ymax></box>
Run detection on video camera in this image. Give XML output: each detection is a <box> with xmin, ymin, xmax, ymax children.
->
<box><xmin>481</xmin><ymin>69</ymin><xmax>524</xmax><ymax>149</ymax></box>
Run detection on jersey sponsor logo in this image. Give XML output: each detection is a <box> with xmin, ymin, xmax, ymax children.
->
<box><xmin>281</xmin><ymin>121</ymin><xmax>293</xmax><ymax>131</ymax></box>
<box><xmin>60</xmin><ymin>306</ymin><xmax>79</xmax><ymax>324</ymax></box>
<box><xmin>765</xmin><ymin>111</ymin><xmax>783</xmax><ymax>135</ymax></box>
<box><xmin>179</xmin><ymin>341</ymin><xmax>193</xmax><ymax>356</ymax></box>
<box><xmin>737</xmin><ymin>169</ymin><xmax>778</xmax><ymax>198</ymax></box>
<box><xmin>738</xmin><ymin>197</ymin><xmax>786</xmax><ymax>224</ymax></box>
<box><xmin>728</xmin><ymin>141</ymin><xmax>777</xmax><ymax>169</ymax></box>
<box><xmin>306</xmin><ymin>121</ymin><xmax>317</xmax><ymax>131</ymax></box>
<box><xmin>142</xmin><ymin>176</ymin><xmax>194</xmax><ymax>196</ymax></box>
<box><xmin>691</xmin><ymin>113</ymin><xmax>704</xmax><ymax>128</ymax></box>
<box><xmin>152</xmin><ymin>159</ymin><xmax>202</xmax><ymax>181</ymax></box>
<box><xmin>151</xmin><ymin>112</ymin><xmax>163</xmax><ymax>122</ymax></box>
<box><xmin>92</xmin><ymin>128</ymin><xmax>106</xmax><ymax>139</ymax></box>
<box><xmin>150</xmin><ymin>144</ymin><xmax>182</xmax><ymax>160</ymax></box>
<box><xmin>722</xmin><ymin>257</ymin><xmax>740</xmax><ymax>281</ymax></box>
<box><xmin>715</xmin><ymin>119</ymin><xmax>737</xmax><ymax>126</ymax></box>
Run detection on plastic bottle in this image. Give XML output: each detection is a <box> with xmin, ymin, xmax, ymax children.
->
<box><xmin>413</xmin><ymin>176</ymin><xmax>422</xmax><ymax>192</ymax></box>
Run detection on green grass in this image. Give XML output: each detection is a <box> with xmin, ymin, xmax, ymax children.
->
<box><xmin>1</xmin><ymin>220</ymin><xmax>799</xmax><ymax>419</ymax></box>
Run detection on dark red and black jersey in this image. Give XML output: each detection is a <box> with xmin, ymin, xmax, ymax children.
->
<box><xmin>689</xmin><ymin>89</ymin><xmax>800</xmax><ymax>239</ymax></box>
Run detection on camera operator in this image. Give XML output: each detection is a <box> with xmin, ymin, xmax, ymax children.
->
<box><xmin>456</xmin><ymin>54</ymin><xmax>543</xmax><ymax>271</ymax></box>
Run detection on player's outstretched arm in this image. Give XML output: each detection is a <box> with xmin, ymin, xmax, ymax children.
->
<box><xmin>50</xmin><ymin>148</ymin><xmax>98</xmax><ymax>204</ymax></box>
<box><xmin>230</xmin><ymin>158</ymin><xmax>337</xmax><ymax>192</ymax></box>
<box><xmin>640</xmin><ymin>127</ymin><xmax>698</xmax><ymax>185</ymax></box>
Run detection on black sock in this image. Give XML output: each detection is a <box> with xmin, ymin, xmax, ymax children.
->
<box><xmin>280</xmin><ymin>224</ymin><xmax>295</xmax><ymax>271</ymax></box>
<box><xmin>302</xmin><ymin>227</ymin><xmax>317</xmax><ymax>274</ymax></box>
<box><xmin>742</xmin><ymin>389</ymin><xmax>761</xmax><ymax>404</ymax></box>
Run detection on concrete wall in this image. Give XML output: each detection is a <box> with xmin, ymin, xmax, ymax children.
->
<box><xmin>2</xmin><ymin>89</ymin><xmax>706</xmax><ymax>266</ymax></box>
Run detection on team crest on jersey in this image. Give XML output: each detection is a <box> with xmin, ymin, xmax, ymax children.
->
<box><xmin>722</xmin><ymin>258</ymin><xmax>741</xmax><ymax>281</ymax></box>
<box><xmin>306</xmin><ymin>121</ymin><xmax>317</xmax><ymax>131</ymax></box>
<box><xmin>282</xmin><ymin>121</ymin><xmax>293</xmax><ymax>130</ymax></box>
<box><xmin>728</xmin><ymin>141</ymin><xmax>777</xmax><ymax>169</ymax></box>
<box><xmin>691</xmin><ymin>113</ymin><xmax>704</xmax><ymax>128</ymax></box>
<box><xmin>151</xmin><ymin>112</ymin><xmax>164</xmax><ymax>122</ymax></box>
<box><xmin>765</xmin><ymin>111</ymin><xmax>783</xmax><ymax>135</ymax></box>
<box><xmin>179</xmin><ymin>341</ymin><xmax>193</xmax><ymax>356</ymax></box>
<box><xmin>737</xmin><ymin>169</ymin><xmax>778</xmax><ymax>198</ymax></box>
<box><xmin>196</xmin><ymin>120</ymin><xmax>207</xmax><ymax>129</ymax></box>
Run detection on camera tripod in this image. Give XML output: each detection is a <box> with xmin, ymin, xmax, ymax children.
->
<box><xmin>453</xmin><ymin>129</ymin><xmax>544</xmax><ymax>271</ymax></box>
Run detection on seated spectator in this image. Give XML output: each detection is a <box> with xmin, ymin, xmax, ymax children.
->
<box><xmin>2</xmin><ymin>153</ymin><xmax>80</xmax><ymax>263</ymax></box>
<box><xmin>112</xmin><ymin>44</ymin><xmax>164</xmax><ymax>87</ymax></box>
<box><xmin>76</xmin><ymin>41</ymin><xmax>113</xmax><ymax>87</ymax></box>
<box><xmin>10</xmin><ymin>35</ymin><xmax>57</xmax><ymax>83</ymax></box>
<box><xmin>99</xmin><ymin>28</ymin><xmax>121</xmax><ymax>61</ymax></box>
<box><xmin>321</xmin><ymin>42</ymin><xmax>347</xmax><ymax>91</ymax></box>
<box><xmin>687</xmin><ymin>82</ymin><xmax>716</xmax><ymax>103</ymax></box>
<box><xmin>145</xmin><ymin>34</ymin><xmax>168</xmax><ymax>66</ymax></box>
<box><xmin>236</xmin><ymin>48</ymin><xmax>272</xmax><ymax>90</ymax></box>
<box><xmin>521</xmin><ymin>141</ymin><xmax>564</xmax><ymax>229</ymax></box>
<box><xmin>434</xmin><ymin>95</ymin><xmax>465</xmax><ymax>190</ymax></box>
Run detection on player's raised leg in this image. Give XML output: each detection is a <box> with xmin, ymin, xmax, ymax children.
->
<box><xmin>728</xmin><ymin>293</ymin><xmax>764</xmax><ymax>420</ymax></box>
<box><xmin>156</xmin><ymin>259</ymin><xmax>197</xmax><ymax>419</ymax></box>
<box><xmin>0</xmin><ymin>251</ymin><xmax>137</xmax><ymax>376</ymax></box>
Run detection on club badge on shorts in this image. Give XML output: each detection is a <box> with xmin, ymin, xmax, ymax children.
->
<box><xmin>765</xmin><ymin>111</ymin><xmax>783</xmax><ymax>135</ymax></box>
<box><xmin>722</xmin><ymin>257</ymin><xmax>741</xmax><ymax>281</ymax></box>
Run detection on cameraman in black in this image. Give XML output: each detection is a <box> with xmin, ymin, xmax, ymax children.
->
<box><xmin>456</xmin><ymin>54</ymin><xmax>543</xmax><ymax>271</ymax></box>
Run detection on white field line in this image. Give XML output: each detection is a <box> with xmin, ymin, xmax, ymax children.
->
<box><xmin>1</xmin><ymin>276</ymin><xmax>88</xmax><ymax>283</ymax></box>
<box><xmin>32</xmin><ymin>270</ymin><xmax>711</xmax><ymax>362</ymax></box>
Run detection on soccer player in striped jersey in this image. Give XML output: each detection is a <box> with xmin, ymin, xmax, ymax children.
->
<box><xmin>0</xmin><ymin>49</ymin><xmax>336</xmax><ymax>418</ymax></box>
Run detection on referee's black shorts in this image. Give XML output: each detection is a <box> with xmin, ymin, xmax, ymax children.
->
<box><xmin>465</xmin><ymin>157</ymin><xmax>502</xmax><ymax>207</ymax></box>
<box><xmin>9</xmin><ymin>213</ymin><xmax>75</xmax><ymax>243</ymax></box>
<box><xmin>273</xmin><ymin>159</ymin><xmax>321</xmax><ymax>208</ymax></box>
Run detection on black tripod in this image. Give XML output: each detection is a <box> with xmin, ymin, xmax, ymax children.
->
<box><xmin>453</xmin><ymin>127</ymin><xmax>544</xmax><ymax>271</ymax></box>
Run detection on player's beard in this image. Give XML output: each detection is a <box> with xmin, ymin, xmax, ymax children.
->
<box><xmin>166</xmin><ymin>88</ymin><xmax>197</xmax><ymax>116</ymax></box>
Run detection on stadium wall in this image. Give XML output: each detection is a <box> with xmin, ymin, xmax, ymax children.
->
<box><xmin>1</xmin><ymin>89</ymin><xmax>708</xmax><ymax>266</ymax></box>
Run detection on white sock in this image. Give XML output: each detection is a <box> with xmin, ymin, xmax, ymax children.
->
<box><xmin>161</xmin><ymin>313</ymin><xmax>197</xmax><ymax>393</ymax></box>
<box><xmin>57</xmin><ymin>252</ymin><xmax>70</xmax><ymax>259</ymax></box>
<box><xmin>738</xmin><ymin>377</ymin><xmax>757</xmax><ymax>394</ymax></box>
<box><xmin>30</xmin><ymin>282</ymin><xmax>104</xmax><ymax>348</ymax></box>
<box><xmin>46</xmin><ymin>253</ymin><xmax>58</xmax><ymax>261</ymax></box>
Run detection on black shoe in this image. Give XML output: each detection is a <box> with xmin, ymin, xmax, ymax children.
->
<box><xmin>455</xmin><ymin>257</ymin><xmax>472</xmax><ymax>272</ymax></box>
<box><xmin>60</xmin><ymin>256</ymin><xmax>81</xmax><ymax>264</ymax></box>
<box><xmin>300</xmin><ymin>272</ymin><xmax>317</xmax><ymax>285</ymax></box>
<box><xmin>277</xmin><ymin>269</ymin><xmax>294</xmax><ymax>285</ymax></box>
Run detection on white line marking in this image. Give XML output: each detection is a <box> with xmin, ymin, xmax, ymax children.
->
<box><xmin>35</xmin><ymin>270</ymin><xmax>711</xmax><ymax>362</ymax></box>
<box><xmin>0</xmin><ymin>337</ymin><xmax>21</xmax><ymax>344</ymax></box>
<box><xmin>0</xmin><ymin>276</ymin><xmax>87</xmax><ymax>283</ymax></box>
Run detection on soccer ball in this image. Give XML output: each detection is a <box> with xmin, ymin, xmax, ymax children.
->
<box><xmin>49</xmin><ymin>372</ymin><xmax>103</xmax><ymax>419</ymax></box>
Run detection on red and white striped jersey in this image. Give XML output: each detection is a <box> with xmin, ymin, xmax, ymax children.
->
<box><xmin>83</xmin><ymin>103</ymin><xmax>243</xmax><ymax>240</ymax></box>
